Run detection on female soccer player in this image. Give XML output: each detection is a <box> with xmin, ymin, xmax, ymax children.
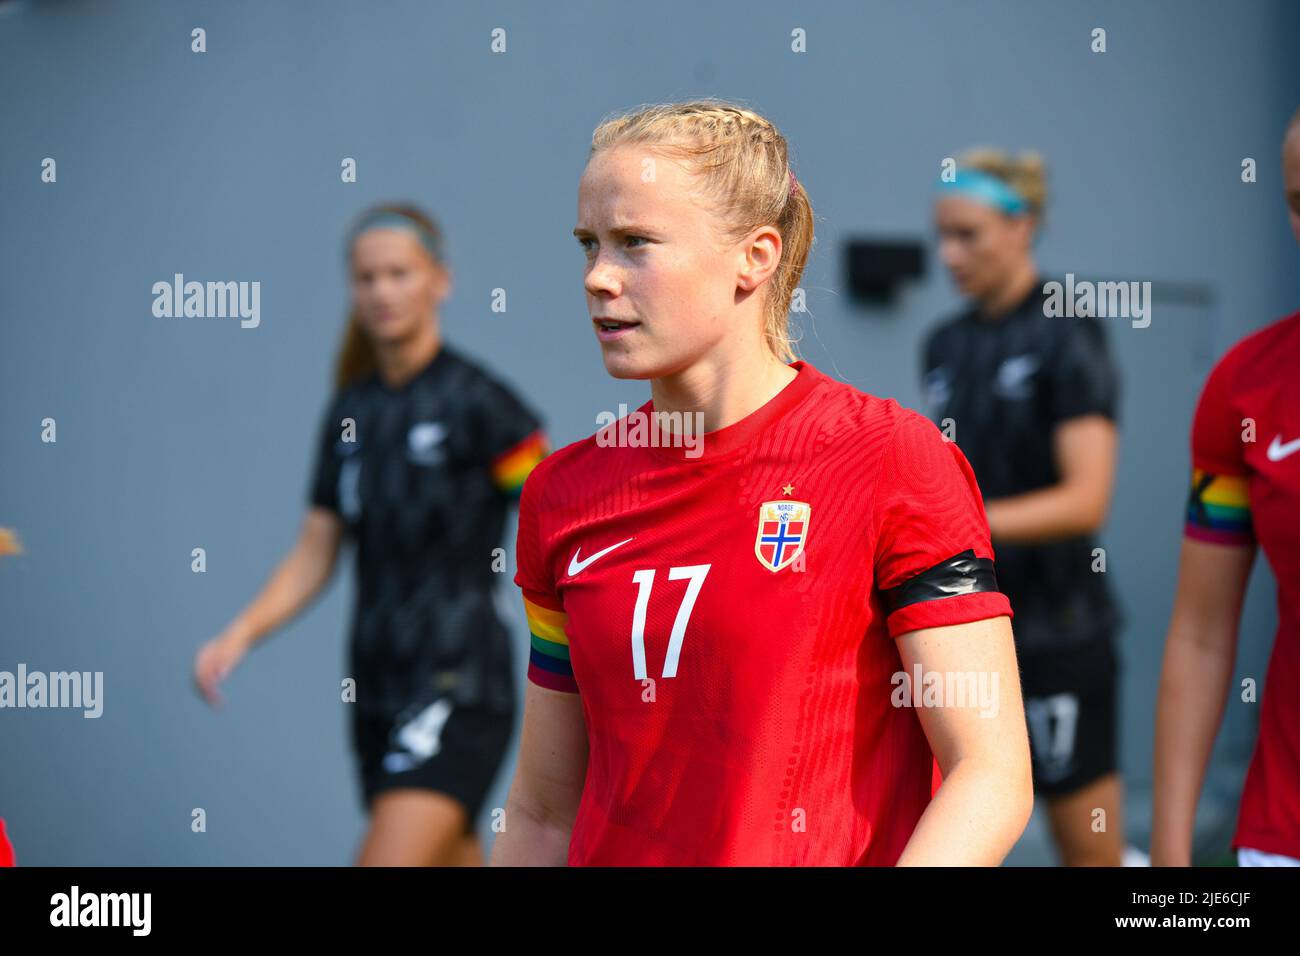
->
<box><xmin>1152</xmin><ymin>107</ymin><xmax>1300</xmax><ymax>867</ymax></box>
<box><xmin>491</xmin><ymin>101</ymin><xmax>1032</xmax><ymax>866</ymax></box>
<box><xmin>922</xmin><ymin>150</ymin><xmax>1127</xmax><ymax>866</ymax></box>
<box><xmin>192</xmin><ymin>204</ymin><xmax>548</xmax><ymax>866</ymax></box>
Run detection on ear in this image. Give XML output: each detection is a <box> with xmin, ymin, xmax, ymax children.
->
<box><xmin>433</xmin><ymin>263</ymin><xmax>454</xmax><ymax>301</ymax></box>
<box><xmin>736</xmin><ymin>225</ymin><xmax>783</xmax><ymax>292</ymax></box>
<box><xmin>1011</xmin><ymin>214</ymin><xmax>1037</xmax><ymax>251</ymax></box>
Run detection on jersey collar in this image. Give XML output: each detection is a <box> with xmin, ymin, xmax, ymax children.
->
<box><xmin>641</xmin><ymin>360</ymin><xmax>824</xmax><ymax>463</ymax></box>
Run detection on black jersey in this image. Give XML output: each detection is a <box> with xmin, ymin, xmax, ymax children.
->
<box><xmin>308</xmin><ymin>343</ymin><xmax>548</xmax><ymax>720</ymax></box>
<box><xmin>922</xmin><ymin>280</ymin><xmax>1122</xmax><ymax>655</ymax></box>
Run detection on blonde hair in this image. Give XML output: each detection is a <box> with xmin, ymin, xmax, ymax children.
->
<box><xmin>590</xmin><ymin>99</ymin><xmax>813</xmax><ymax>363</ymax></box>
<box><xmin>334</xmin><ymin>203</ymin><xmax>446</xmax><ymax>391</ymax></box>
<box><xmin>956</xmin><ymin>147</ymin><xmax>1049</xmax><ymax>223</ymax></box>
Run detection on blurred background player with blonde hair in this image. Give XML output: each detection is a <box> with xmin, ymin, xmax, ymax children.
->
<box><xmin>923</xmin><ymin>149</ymin><xmax>1129</xmax><ymax>866</ymax></box>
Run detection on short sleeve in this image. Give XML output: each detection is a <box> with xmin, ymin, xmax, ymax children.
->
<box><xmin>1046</xmin><ymin>317</ymin><xmax>1119</xmax><ymax>426</ymax></box>
<box><xmin>475</xmin><ymin>379</ymin><xmax>549</xmax><ymax>499</ymax></box>
<box><xmin>513</xmin><ymin>462</ymin><xmax>578</xmax><ymax>693</ymax></box>
<box><xmin>1190</xmin><ymin>349</ymin><xmax>1248</xmax><ymax>477</ymax></box>
<box><xmin>870</xmin><ymin>411</ymin><xmax>1014</xmax><ymax>638</ymax></box>
<box><xmin>308</xmin><ymin>401</ymin><xmax>342</xmax><ymax>513</ymax></box>
<box><xmin>1185</xmin><ymin>349</ymin><xmax>1254</xmax><ymax>546</ymax></box>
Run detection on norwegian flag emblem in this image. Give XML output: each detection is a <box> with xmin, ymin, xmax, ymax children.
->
<box><xmin>754</xmin><ymin>500</ymin><xmax>811</xmax><ymax>572</ymax></box>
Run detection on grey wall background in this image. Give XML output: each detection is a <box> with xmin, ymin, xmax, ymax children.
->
<box><xmin>1</xmin><ymin>0</ymin><xmax>1297</xmax><ymax>865</ymax></box>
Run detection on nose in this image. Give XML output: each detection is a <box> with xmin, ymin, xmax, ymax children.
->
<box><xmin>584</xmin><ymin>255</ymin><xmax>621</xmax><ymax>299</ymax></box>
<box><xmin>938</xmin><ymin>237</ymin><xmax>964</xmax><ymax>271</ymax></box>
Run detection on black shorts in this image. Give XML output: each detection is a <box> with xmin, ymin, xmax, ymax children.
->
<box><xmin>352</xmin><ymin>694</ymin><xmax>516</xmax><ymax>834</ymax></box>
<box><xmin>1018</xmin><ymin>639</ymin><xmax>1119</xmax><ymax>797</ymax></box>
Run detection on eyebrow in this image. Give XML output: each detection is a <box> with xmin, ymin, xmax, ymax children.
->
<box><xmin>572</xmin><ymin>223</ymin><xmax>659</xmax><ymax>239</ymax></box>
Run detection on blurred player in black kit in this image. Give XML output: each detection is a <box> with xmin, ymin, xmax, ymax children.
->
<box><xmin>923</xmin><ymin>151</ymin><xmax>1129</xmax><ymax>866</ymax></box>
<box><xmin>194</xmin><ymin>204</ymin><xmax>549</xmax><ymax>865</ymax></box>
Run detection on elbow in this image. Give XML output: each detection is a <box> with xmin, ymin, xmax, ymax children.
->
<box><xmin>1008</xmin><ymin>739</ymin><xmax>1036</xmax><ymax>834</ymax></box>
<box><xmin>1071</xmin><ymin>488</ymin><xmax>1112</xmax><ymax>536</ymax></box>
<box><xmin>1005</xmin><ymin>744</ymin><xmax>1035</xmax><ymax>833</ymax></box>
<box><xmin>1016</xmin><ymin>765</ymin><xmax>1036</xmax><ymax>832</ymax></box>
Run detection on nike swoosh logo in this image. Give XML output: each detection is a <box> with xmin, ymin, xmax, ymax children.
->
<box><xmin>568</xmin><ymin>537</ymin><xmax>634</xmax><ymax>576</ymax></box>
<box><xmin>1267</xmin><ymin>434</ymin><xmax>1300</xmax><ymax>461</ymax></box>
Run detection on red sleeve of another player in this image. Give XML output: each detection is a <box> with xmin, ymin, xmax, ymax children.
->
<box><xmin>1185</xmin><ymin>346</ymin><xmax>1255</xmax><ymax>547</ymax></box>
<box><xmin>1191</xmin><ymin>348</ymin><xmax>1248</xmax><ymax>477</ymax></box>
<box><xmin>513</xmin><ymin>463</ymin><xmax>579</xmax><ymax>693</ymax></box>
<box><xmin>870</xmin><ymin>411</ymin><xmax>1013</xmax><ymax>638</ymax></box>
<box><xmin>0</xmin><ymin>818</ymin><xmax>14</xmax><ymax>866</ymax></box>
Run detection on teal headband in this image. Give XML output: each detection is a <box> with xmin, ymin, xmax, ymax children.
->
<box><xmin>936</xmin><ymin>169</ymin><xmax>1029</xmax><ymax>216</ymax></box>
<box><xmin>347</xmin><ymin>211</ymin><xmax>446</xmax><ymax>263</ymax></box>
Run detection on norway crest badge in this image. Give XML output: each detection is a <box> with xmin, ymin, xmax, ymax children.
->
<box><xmin>754</xmin><ymin>500</ymin><xmax>811</xmax><ymax>572</ymax></box>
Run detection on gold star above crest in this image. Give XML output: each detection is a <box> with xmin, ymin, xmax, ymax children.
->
<box><xmin>782</xmin><ymin>483</ymin><xmax>795</xmax><ymax>496</ymax></box>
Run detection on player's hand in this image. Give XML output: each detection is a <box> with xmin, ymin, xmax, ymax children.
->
<box><xmin>194</xmin><ymin>630</ymin><xmax>250</xmax><ymax>709</ymax></box>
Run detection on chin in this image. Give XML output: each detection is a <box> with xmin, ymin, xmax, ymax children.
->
<box><xmin>365</xmin><ymin>319</ymin><xmax>417</xmax><ymax>345</ymax></box>
<box><xmin>600</xmin><ymin>353</ymin><xmax>654</xmax><ymax>380</ymax></box>
<box><xmin>602</xmin><ymin>343</ymin><xmax>687</xmax><ymax>381</ymax></box>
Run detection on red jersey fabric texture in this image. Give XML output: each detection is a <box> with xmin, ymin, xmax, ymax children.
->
<box><xmin>1189</xmin><ymin>310</ymin><xmax>1300</xmax><ymax>859</ymax></box>
<box><xmin>516</xmin><ymin>360</ymin><xmax>1013</xmax><ymax>865</ymax></box>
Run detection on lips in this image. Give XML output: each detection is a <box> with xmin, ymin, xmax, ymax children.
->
<box><xmin>594</xmin><ymin>317</ymin><xmax>641</xmax><ymax>341</ymax></box>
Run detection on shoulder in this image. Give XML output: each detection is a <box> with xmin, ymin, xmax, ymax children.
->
<box><xmin>923</xmin><ymin>310</ymin><xmax>972</xmax><ymax>356</ymax></box>
<box><xmin>431</xmin><ymin>346</ymin><xmax>540</xmax><ymax>423</ymax></box>
<box><xmin>1189</xmin><ymin>313</ymin><xmax>1300</xmax><ymax>471</ymax></box>
<box><xmin>516</xmin><ymin>431</ymin><xmax>596</xmax><ymax>508</ymax></box>
<box><xmin>817</xmin><ymin>384</ymin><xmax>970</xmax><ymax>511</ymax></box>
<box><xmin>1210</xmin><ymin>309</ymin><xmax>1300</xmax><ymax>388</ymax></box>
<box><xmin>812</xmin><ymin>371</ymin><xmax>941</xmax><ymax>459</ymax></box>
<box><xmin>437</xmin><ymin>344</ymin><xmax>522</xmax><ymax>398</ymax></box>
<box><xmin>1025</xmin><ymin>285</ymin><xmax>1109</xmax><ymax>347</ymax></box>
<box><xmin>326</xmin><ymin>374</ymin><xmax>376</xmax><ymax>417</ymax></box>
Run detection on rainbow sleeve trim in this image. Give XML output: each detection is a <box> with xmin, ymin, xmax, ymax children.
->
<box><xmin>1185</xmin><ymin>468</ymin><xmax>1253</xmax><ymax>546</ymax></box>
<box><xmin>524</xmin><ymin>593</ymin><xmax>578</xmax><ymax>693</ymax></box>
<box><xmin>492</xmin><ymin>430</ymin><xmax>548</xmax><ymax>496</ymax></box>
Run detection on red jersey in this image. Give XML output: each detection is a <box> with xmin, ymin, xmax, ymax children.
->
<box><xmin>0</xmin><ymin>818</ymin><xmax>13</xmax><ymax>866</ymax></box>
<box><xmin>515</xmin><ymin>360</ymin><xmax>1013</xmax><ymax>865</ymax></box>
<box><xmin>1185</xmin><ymin>310</ymin><xmax>1300</xmax><ymax>858</ymax></box>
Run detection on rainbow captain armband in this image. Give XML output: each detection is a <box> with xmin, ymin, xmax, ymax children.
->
<box><xmin>492</xmin><ymin>430</ymin><xmax>548</xmax><ymax>496</ymax></box>
<box><xmin>524</xmin><ymin>592</ymin><xmax>578</xmax><ymax>693</ymax></box>
<box><xmin>1185</xmin><ymin>468</ymin><xmax>1253</xmax><ymax>546</ymax></box>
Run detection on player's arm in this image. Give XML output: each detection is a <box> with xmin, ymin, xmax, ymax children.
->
<box><xmin>491</xmin><ymin>681</ymin><xmax>589</xmax><ymax>866</ymax></box>
<box><xmin>1151</xmin><ymin>491</ymin><xmax>1255</xmax><ymax>866</ymax></box>
<box><xmin>872</xmin><ymin>412</ymin><xmax>1032</xmax><ymax>864</ymax></box>
<box><xmin>195</xmin><ymin>506</ymin><xmax>344</xmax><ymax>706</ymax></box>
<box><xmin>894</xmin><ymin>614</ymin><xmax>1033</xmax><ymax>866</ymax></box>
<box><xmin>492</xmin><ymin>460</ymin><xmax>586</xmax><ymax>865</ymax></box>
<box><xmin>1151</xmin><ymin>345</ymin><xmax>1256</xmax><ymax>866</ymax></box>
<box><xmin>223</xmin><ymin>506</ymin><xmax>344</xmax><ymax>649</ymax></box>
<box><xmin>983</xmin><ymin>414</ymin><xmax>1117</xmax><ymax>543</ymax></box>
<box><xmin>478</xmin><ymin>376</ymin><xmax>550</xmax><ymax>501</ymax></box>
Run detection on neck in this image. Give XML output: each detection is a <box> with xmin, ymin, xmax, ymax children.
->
<box><xmin>978</xmin><ymin>261</ymin><xmax>1039</xmax><ymax>320</ymax></box>
<box><xmin>651</xmin><ymin>342</ymin><xmax>797</xmax><ymax>434</ymax></box>
<box><xmin>374</xmin><ymin>317</ymin><xmax>441</xmax><ymax>389</ymax></box>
